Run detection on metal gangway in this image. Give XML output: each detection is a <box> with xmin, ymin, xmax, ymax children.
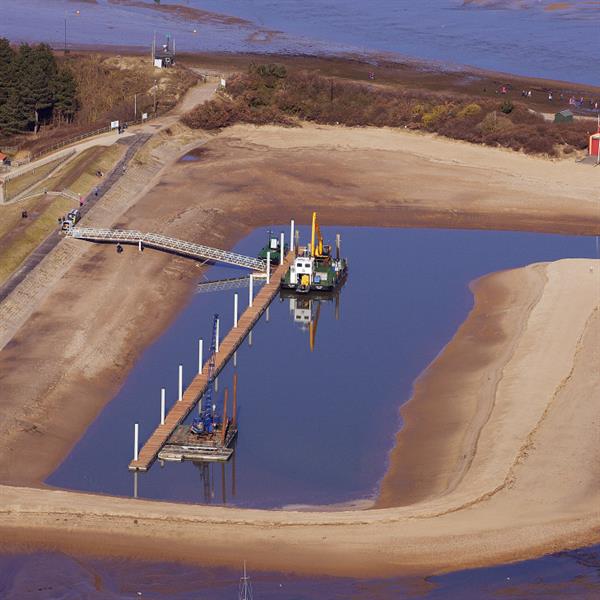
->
<box><xmin>67</xmin><ymin>227</ymin><xmax>267</xmax><ymax>272</ymax></box>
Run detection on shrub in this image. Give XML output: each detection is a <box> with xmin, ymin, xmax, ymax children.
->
<box><xmin>182</xmin><ymin>64</ymin><xmax>588</xmax><ymax>156</ymax></box>
<box><xmin>457</xmin><ymin>103</ymin><xmax>482</xmax><ymax>119</ymax></box>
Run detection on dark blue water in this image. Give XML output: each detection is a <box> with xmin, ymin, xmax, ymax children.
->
<box><xmin>1</xmin><ymin>1</ymin><xmax>599</xmax><ymax>83</ymax></box>
<box><xmin>1</xmin><ymin>544</ymin><xmax>599</xmax><ymax>599</ymax></box>
<box><xmin>47</xmin><ymin>227</ymin><xmax>597</xmax><ymax>508</ymax></box>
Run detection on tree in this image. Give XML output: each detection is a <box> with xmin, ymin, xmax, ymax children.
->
<box><xmin>52</xmin><ymin>68</ymin><xmax>78</xmax><ymax>124</ymax></box>
<box><xmin>17</xmin><ymin>43</ymin><xmax>58</xmax><ymax>132</ymax></box>
<box><xmin>0</xmin><ymin>41</ymin><xmax>81</xmax><ymax>137</ymax></box>
<box><xmin>0</xmin><ymin>89</ymin><xmax>29</xmax><ymax>135</ymax></box>
<box><xmin>0</xmin><ymin>38</ymin><xmax>16</xmax><ymax>105</ymax></box>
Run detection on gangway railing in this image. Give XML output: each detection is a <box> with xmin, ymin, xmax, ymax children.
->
<box><xmin>67</xmin><ymin>227</ymin><xmax>267</xmax><ymax>271</ymax></box>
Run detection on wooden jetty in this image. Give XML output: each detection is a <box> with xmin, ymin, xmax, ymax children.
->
<box><xmin>129</xmin><ymin>251</ymin><xmax>295</xmax><ymax>471</ymax></box>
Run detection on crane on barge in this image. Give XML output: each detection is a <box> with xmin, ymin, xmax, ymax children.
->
<box><xmin>281</xmin><ymin>211</ymin><xmax>348</xmax><ymax>293</ymax></box>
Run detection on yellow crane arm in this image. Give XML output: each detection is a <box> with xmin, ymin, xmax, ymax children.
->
<box><xmin>310</xmin><ymin>211</ymin><xmax>324</xmax><ymax>257</ymax></box>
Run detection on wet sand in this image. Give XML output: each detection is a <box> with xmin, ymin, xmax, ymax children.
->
<box><xmin>0</xmin><ymin>260</ymin><xmax>598</xmax><ymax>578</ymax></box>
<box><xmin>0</xmin><ymin>119</ymin><xmax>599</xmax><ymax>575</ymax></box>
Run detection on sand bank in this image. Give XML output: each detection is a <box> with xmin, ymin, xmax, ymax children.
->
<box><xmin>0</xmin><ymin>121</ymin><xmax>599</xmax><ymax>575</ymax></box>
<box><xmin>0</xmin><ymin>258</ymin><xmax>598</xmax><ymax>576</ymax></box>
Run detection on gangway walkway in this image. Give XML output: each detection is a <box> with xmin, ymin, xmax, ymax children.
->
<box><xmin>67</xmin><ymin>227</ymin><xmax>267</xmax><ymax>271</ymax></box>
<box><xmin>129</xmin><ymin>251</ymin><xmax>295</xmax><ymax>471</ymax></box>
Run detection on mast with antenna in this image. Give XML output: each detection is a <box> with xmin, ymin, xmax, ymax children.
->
<box><xmin>238</xmin><ymin>561</ymin><xmax>253</xmax><ymax>600</ymax></box>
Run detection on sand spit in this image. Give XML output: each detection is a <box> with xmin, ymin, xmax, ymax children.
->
<box><xmin>0</xmin><ymin>121</ymin><xmax>599</xmax><ymax>575</ymax></box>
<box><xmin>1</xmin><ymin>257</ymin><xmax>598</xmax><ymax>576</ymax></box>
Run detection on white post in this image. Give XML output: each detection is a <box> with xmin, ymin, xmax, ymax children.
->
<box><xmin>216</xmin><ymin>318</ymin><xmax>220</xmax><ymax>353</ymax></box>
<box><xmin>249</xmin><ymin>274</ymin><xmax>254</xmax><ymax>307</ymax></box>
<box><xmin>234</xmin><ymin>293</ymin><xmax>239</xmax><ymax>328</ymax></box>
<box><xmin>138</xmin><ymin>240</ymin><xmax>142</xmax><ymax>252</ymax></box>
<box><xmin>133</xmin><ymin>423</ymin><xmax>139</xmax><ymax>461</ymax></box>
<box><xmin>198</xmin><ymin>339</ymin><xmax>203</xmax><ymax>374</ymax></box>
<box><xmin>160</xmin><ymin>388</ymin><xmax>165</xmax><ymax>425</ymax></box>
<box><xmin>290</xmin><ymin>219</ymin><xmax>295</xmax><ymax>253</ymax></box>
<box><xmin>249</xmin><ymin>330</ymin><xmax>253</xmax><ymax>347</ymax></box>
<box><xmin>234</xmin><ymin>350</ymin><xmax>237</xmax><ymax>367</ymax></box>
<box><xmin>266</xmin><ymin>306</ymin><xmax>270</xmax><ymax>322</ymax></box>
<box><xmin>215</xmin><ymin>375</ymin><xmax>219</xmax><ymax>392</ymax></box>
<box><xmin>266</xmin><ymin>252</ymin><xmax>271</xmax><ymax>284</ymax></box>
<box><xmin>280</xmin><ymin>232</ymin><xmax>285</xmax><ymax>265</ymax></box>
<box><xmin>178</xmin><ymin>364</ymin><xmax>183</xmax><ymax>401</ymax></box>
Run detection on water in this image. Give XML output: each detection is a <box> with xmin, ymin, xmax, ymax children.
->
<box><xmin>1</xmin><ymin>544</ymin><xmax>599</xmax><ymax>599</ymax></box>
<box><xmin>1</xmin><ymin>1</ymin><xmax>599</xmax><ymax>84</ymax></box>
<box><xmin>47</xmin><ymin>226</ymin><xmax>597</xmax><ymax>508</ymax></box>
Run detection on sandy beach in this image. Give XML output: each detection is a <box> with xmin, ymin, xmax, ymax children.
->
<box><xmin>0</xmin><ymin>114</ymin><xmax>599</xmax><ymax>575</ymax></box>
<box><xmin>0</xmin><ymin>258</ymin><xmax>598</xmax><ymax>576</ymax></box>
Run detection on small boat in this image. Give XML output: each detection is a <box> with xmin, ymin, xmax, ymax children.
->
<box><xmin>258</xmin><ymin>230</ymin><xmax>287</xmax><ymax>265</ymax></box>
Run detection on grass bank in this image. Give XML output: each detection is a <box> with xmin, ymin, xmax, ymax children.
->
<box><xmin>0</xmin><ymin>144</ymin><xmax>124</xmax><ymax>285</ymax></box>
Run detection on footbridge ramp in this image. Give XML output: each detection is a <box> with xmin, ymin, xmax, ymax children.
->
<box><xmin>67</xmin><ymin>227</ymin><xmax>267</xmax><ymax>271</ymax></box>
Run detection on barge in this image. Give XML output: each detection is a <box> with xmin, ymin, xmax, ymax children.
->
<box><xmin>158</xmin><ymin>422</ymin><xmax>237</xmax><ymax>462</ymax></box>
<box><xmin>281</xmin><ymin>212</ymin><xmax>348</xmax><ymax>293</ymax></box>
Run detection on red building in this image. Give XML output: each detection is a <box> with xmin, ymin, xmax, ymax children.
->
<box><xmin>589</xmin><ymin>132</ymin><xmax>600</xmax><ymax>157</ymax></box>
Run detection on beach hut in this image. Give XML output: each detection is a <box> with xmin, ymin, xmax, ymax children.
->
<box><xmin>589</xmin><ymin>132</ymin><xmax>600</xmax><ymax>157</ymax></box>
<box><xmin>554</xmin><ymin>109</ymin><xmax>573</xmax><ymax>124</ymax></box>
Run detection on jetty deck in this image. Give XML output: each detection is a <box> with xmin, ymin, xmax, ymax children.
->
<box><xmin>129</xmin><ymin>251</ymin><xmax>295</xmax><ymax>471</ymax></box>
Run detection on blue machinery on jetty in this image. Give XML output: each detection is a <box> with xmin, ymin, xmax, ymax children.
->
<box><xmin>191</xmin><ymin>314</ymin><xmax>219</xmax><ymax>435</ymax></box>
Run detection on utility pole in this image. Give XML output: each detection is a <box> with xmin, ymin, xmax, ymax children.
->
<box><xmin>134</xmin><ymin>93</ymin><xmax>137</xmax><ymax>120</ymax></box>
<box><xmin>153</xmin><ymin>80</ymin><xmax>157</xmax><ymax>115</ymax></box>
<box><xmin>64</xmin><ymin>11</ymin><xmax>67</xmax><ymax>54</ymax></box>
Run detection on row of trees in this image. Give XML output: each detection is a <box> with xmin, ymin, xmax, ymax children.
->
<box><xmin>0</xmin><ymin>39</ymin><xmax>78</xmax><ymax>137</ymax></box>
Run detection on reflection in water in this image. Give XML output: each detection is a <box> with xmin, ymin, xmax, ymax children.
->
<box><xmin>191</xmin><ymin>445</ymin><xmax>237</xmax><ymax>505</ymax></box>
<box><xmin>281</xmin><ymin>285</ymin><xmax>344</xmax><ymax>352</ymax></box>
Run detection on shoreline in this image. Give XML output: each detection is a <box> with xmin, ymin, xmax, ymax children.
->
<box><xmin>1</xmin><ymin>112</ymin><xmax>599</xmax><ymax>576</ymax></box>
<box><xmin>375</xmin><ymin>264</ymin><xmax>547</xmax><ymax>507</ymax></box>
<box><xmin>0</xmin><ymin>259</ymin><xmax>598</xmax><ymax>577</ymax></box>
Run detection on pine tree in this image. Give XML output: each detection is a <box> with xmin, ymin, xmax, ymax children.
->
<box><xmin>19</xmin><ymin>44</ymin><xmax>58</xmax><ymax>132</ymax></box>
<box><xmin>53</xmin><ymin>68</ymin><xmax>78</xmax><ymax>124</ymax></box>
<box><xmin>0</xmin><ymin>38</ymin><xmax>16</xmax><ymax>105</ymax></box>
<box><xmin>0</xmin><ymin>41</ymin><xmax>79</xmax><ymax>137</ymax></box>
<box><xmin>0</xmin><ymin>89</ymin><xmax>29</xmax><ymax>135</ymax></box>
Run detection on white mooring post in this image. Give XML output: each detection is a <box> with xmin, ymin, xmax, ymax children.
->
<box><xmin>266</xmin><ymin>252</ymin><xmax>271</xmax><ymax>284</ymax></box>
<box><xmin>249</xmin><ymin>274</ymin><xmax>254</xmax><ymax>307</ymax></box>
<box><xmin>215</xmin><ymin>375</ymin><xmax>219</xmax><ymax>393</ymax></box>
<box><xmin>234</xmin><ymin>293</ymin><xmax>239</xmax><ymax>328</ymax></box>
<box><xmin>290</xmin><ymin>219</ymin><xmax>295</xmax><ymax>253</ymax></box>
<box><xmin>234</xmin><ymin>350</ymin><xmax>237</xmax><ymax>367</ymax></box>
<box><xmin>266</xmin><ymin>306</ymin><xmax>270</xmax><ymax>322</ymax></box>
<box><xmin>216</xmin><ymin>318</ymin><xmax>220</xmax><ymax>353</ymax></box>
<box><xmin>138</xmin><ymin>240</ymin><xmax>142</xmax><ymax>252</ymax></box>
<box><xmin>178</xmin><ymin>364</ymin><xmax>183</xmax><ymax>401</ymax></box>
<box><xmin>133</xmin><ymin>423</ymin><xmax>139</xmax><ymax>461</ymax></box>
<box><xmin>249</xmin><ymin>329</ymin><xmax>253</xmax><ymax>347</ymax></box>
<box><xmin>198</xmin><ymin>339</ymin><xmax>203</xmax><ymax>374</ymax></box>
<box><xmin>280</xmin><ymin>232</ymin><xmax>285</xmax><ymax>265</ymax></box>
<box><xmin>160</xmin><ymin>388</ymin><xmax>166</xmax><ymax>425</ymax></box>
